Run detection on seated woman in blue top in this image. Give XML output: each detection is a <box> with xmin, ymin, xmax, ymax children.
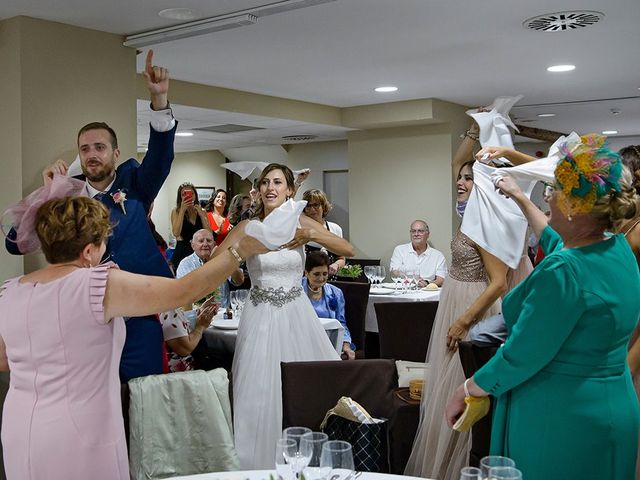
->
<box><xmin>302</xmin><ymin>251</ymin><xmax>355</xmax><ymax>360</ymax></box>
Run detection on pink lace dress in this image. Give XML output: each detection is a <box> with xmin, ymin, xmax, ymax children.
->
<box><xmin>0</xmin><ymin>263</ymin><xmax>128</xmax><ymax>479</ymax></box>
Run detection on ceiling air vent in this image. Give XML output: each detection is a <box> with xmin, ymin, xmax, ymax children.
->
<box><xmin>523</xmin><ymin>11</ymin><xmax>604</xmax><ymax>32</ymax></box>
<box><xmin>282</xmin><ymin>135</ymin><xmax>318</xmax><ymax>142</ymax></box>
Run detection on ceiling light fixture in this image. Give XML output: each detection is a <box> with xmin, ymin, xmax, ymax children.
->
<box><xmin>602</xmin><ymin>130</ymin><xmax>618</xmax><ymax>135</ymax></box>
<box><xmin>537</xmin><ymin>113</ymin><xmax>556</xmax><ymax>117</ymax></box>
<box><xmin>124</xmin><ymin>14</ymin><xmax>257</xmax><ymax>47</ymax></box>
<box><xmin>175</xmin><ymin>132</ymin><xmax>194</xmax><ymax>137</ymax></box>
<box><xmin>547</xmin><ymin>64</ymin><xmax>576</xmax><ymax>72</ymax></box>
<box><xmin>158</xmin><ymin>8</ymin><xmax>200</xmax><ymax>20</ymax></box>
<box><xmin>124</xmin><ymin>0</ymin><xmax>336</xmax><ymax>48</ymax></box>
<box><xmin>374</xmin><ymin>86</ymin><xmax>398</xmax><ymax>93</ymax></box>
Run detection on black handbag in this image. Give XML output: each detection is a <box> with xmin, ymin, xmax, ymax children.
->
<box><xmin>322</xmin><ymin>414</ymin><xmax>389</xmax><ymax>473</ymax></box>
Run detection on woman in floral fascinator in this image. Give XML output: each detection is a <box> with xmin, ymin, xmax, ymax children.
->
<box><xmin>446</xmin><ymin>134</ymin><xmax>640</xmax><ymax>480</ymax></box>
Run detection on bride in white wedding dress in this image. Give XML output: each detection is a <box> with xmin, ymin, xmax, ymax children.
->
<box><xmin>214</xmin><ymin>163</ymin><xmax>354</xmax><ymax>468</ymax></box>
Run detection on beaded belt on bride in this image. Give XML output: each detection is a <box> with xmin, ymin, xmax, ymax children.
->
<box><xmin>250</xmin><ymin>286</ymin><xmax>302</xmax><ymax>307</ymax></box>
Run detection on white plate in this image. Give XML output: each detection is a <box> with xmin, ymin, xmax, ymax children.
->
<box><xmin>369</xmin><ymin>287</ymin><xmax>395</xmax><ymax>295</ymax></box>
<box><xmin>380</xmin><ymin>282</ymin><xmax>398</xmax><ymax>289</ymax></box>
<box><xmin>211</xmin><ymin>318</ymin><xmax>239</xmax><ymax>330</ymax></box>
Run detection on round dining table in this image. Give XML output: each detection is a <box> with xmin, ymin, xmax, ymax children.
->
<box><xmin>166</xmin><ymin>469</ymin><xmax>434</xmax><ymax>480</ymax></box>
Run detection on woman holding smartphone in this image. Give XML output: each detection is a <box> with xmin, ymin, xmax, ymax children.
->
<box><xmin>170</xmin><ymin>182</ymin><xmax>210</xmax><ymax>270</ymax></box>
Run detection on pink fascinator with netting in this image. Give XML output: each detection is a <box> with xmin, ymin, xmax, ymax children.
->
<box><xmin>1</xmin><ymin>174</ymin><xmax>87</xmax><ymax>254</ymax></box>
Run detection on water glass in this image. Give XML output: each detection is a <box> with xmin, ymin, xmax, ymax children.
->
<box><xmin>320</xmin><ymin>440</ymin><xmax>354</xmax><ymax>480</ymax></box>
<box><xmin>480</xmin><ymin>456</ymin><xmax>516</xmax><ymax>478</ymax></box>
<box><xmin>488</xmin><ymin>466</ymin><xmax>523</xmax><ymax>480</ymax></box>
<box><xmin>364</xmin><ymin>266</ymin><xmax>376</xmax><ymax>285</ymax></box>
<box><xmin>283</xmin><ymin>426</ymin><xmax>312</xmax><ymax>477</ymax></box>
<box><xmin>234</xmin><ymin>288</ymin><xmax>249</xmax><ymax>316</ymax></box>
<box><xmin>275</xmin><ymin>438</ymin><xmax>297</xmax><ymax>480</ymax></box>
<box><xmin>459</xmin><ymin>466</ymin><xmax>482</xmax><ymax>479</ymax></box>
<box><xmin>376</xmin><ymin>265</ymin><xmax>386</xmax><ymax>285</ymax></box>
<box><xmin>301</xmin><ymin>432</ymin><xmax>329</xmax><ymax>480</ymax></box>
<box><xmin>390</xmin><ymin>269</ymin><xmax>402</xmax><ymax>293</ymax></box>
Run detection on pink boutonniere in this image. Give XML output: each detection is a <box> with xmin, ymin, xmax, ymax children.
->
<box><xmin>111</xmin><ymin>189</ymin><xmax>127</xmax><ymax>215</ymax></box>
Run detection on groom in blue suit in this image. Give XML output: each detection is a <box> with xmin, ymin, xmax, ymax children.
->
<box><xmin>8</xmin><ymin>51</ymin><xmax>177</xmax><ymax>382</ymax></box>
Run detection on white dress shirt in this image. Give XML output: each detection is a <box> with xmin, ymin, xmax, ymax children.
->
<box><xmin>389</xmin><ymin>243</ymin><xmax>448</xmax><ymax>280</ymax></box>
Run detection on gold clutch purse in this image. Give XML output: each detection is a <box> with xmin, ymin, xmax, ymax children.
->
<box><xmin>452</xmin><ymin>380</ymin><xmax>490</xmax><ymax>432</ymax></box>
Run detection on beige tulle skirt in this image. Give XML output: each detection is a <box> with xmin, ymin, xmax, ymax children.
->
<box><xmin>404</xmin><ymin>276</ymin><xmax>501</xmax><ymax>480</ymax></box>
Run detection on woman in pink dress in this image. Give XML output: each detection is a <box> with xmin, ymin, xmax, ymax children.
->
<box><xmin>0</xmin><ymin>194</ymin><xmax>265</xmax><ymax>480</ymax></box>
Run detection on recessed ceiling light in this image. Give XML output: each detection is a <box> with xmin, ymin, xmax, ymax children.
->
<box><xmin>547</xmin><ymin>64</ymin><xmax>576</xmax><ymax>72</ymax></box>
<box><xmin>158</xmin><ymin>8</ymin><xmax>200</xmax><ymax>20</ymax></box>
<box><xmin>374</xmin><ymin>86</ymin><xmax>398</xmax><ymax>93</ymax></box>
<box><xmin>602</xmin><ymin>130</ymin><xmax>618</xmax><ymax>135</ymax></box>
<box><xmin>175</xmin><ymin>132</ymin><xmax>194</xmax><ymax>137</ymax></box>
<box><xmin>537</xmin><ymin>113</ymin><xmax>556</xmax><ymax>117</ymax></box>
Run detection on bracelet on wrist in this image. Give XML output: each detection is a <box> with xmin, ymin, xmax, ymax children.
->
<box><xmin>464</xmin><ymin>378</ymin><xmax>471</xmax><ymax>397</ymax></box>
<box><xmin>228</xmin><ymin>246</ymin><xmax>244</xmax><ymax>264</ymax></box>
<box><xmin>460</xmin><ymin>130</ymin><xmax>479</xmax><ymax>141</ymax></box>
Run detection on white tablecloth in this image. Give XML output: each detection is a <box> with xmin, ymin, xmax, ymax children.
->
<box><xmin>203</xmin><ymin>317</ymin><xmax>344</xmax><ymax>354</ymax></box>
<box><xmin>366</xmin><ymin>289</ymin><xmax>440</xmax><ymax>333</ymax></box>
<box><xmin>167</xmin><ymin>469</ymin><xmax>432</xmax><ymax>480</ymax></box>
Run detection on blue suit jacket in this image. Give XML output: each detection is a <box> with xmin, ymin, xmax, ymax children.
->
<box><xmin>6</xmin><ymin>124</ymin><xmax>177</xmax><ymax>381</ymax></box>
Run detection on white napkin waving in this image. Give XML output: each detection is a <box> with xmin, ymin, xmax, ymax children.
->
<box><xmin>468</xmin><ymin>95</ymin><xmax>523</xmax><ymax>166</ymax></box>
<box><xmin>490</xmin><ymin>132</ymin><xmax>581</xmax><ymax>185</ymax></box>
<box><xmin>461</xmin><ymin>95</ymin><xmax>537</xmax><ymax>269</ymax></box>
<box><xmin>244</xmin><ymin>199</ymin><xmax>307</xmax><ymax>249</ymax></box>
<box><xmin>462</xmin><ymin>162</ymin><xmax>535</xmax><ymax>269</ymax></box>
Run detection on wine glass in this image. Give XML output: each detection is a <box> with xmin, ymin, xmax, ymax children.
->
<box><xmin>283</xmin><ymin>426</ymin><xmax>312</xmax><ymax>477</ymax></box>
<box><xmin>230</xmin><ymin>290</ymin><xmax>240</xmax><ymax>317</ymax></box>
<box><xmin>300</xmin><ymin>432</ymin><xmax>329</xmax><ymax>480</ymax></box>
<box><xmin>376</xmin><ymin>265</ymin><xmax>386</xmax><ymax>286</ymax></box>
<box><xmin>363</xmin><ymin>266</ymin><xmax>376</xmax><ymax>285</ymax></box>
<box><xmin>487</xmin><ymin>466</ymin><xmax>523</xmax><ymax>480</ymax></box>
<box><xmin>319</xmin><ymin>440</ymin><xmax>354</xmax><ymax>480</ymax></box>
<box><xmin>480</xmin><ymin>456</ymin><xmax>516</xmax><ymax>479</ymax></box>
<box><xmin>390</xmin><ymin>269</ymin><xmax>402</xmax><ymax>293</ymax></box>
<box><xmin>234</xmin><ymin>289</ymin><xmax>250</xmax><ymax>317</ymax></box>
<box><xmin>459</xmin><ymin>466</ymin><xmax>482</xmax><ymax>479</ymax></box>
<box><xmin>275</xmin><ymin>438</ymin><xmax>297</xmax><ymax>480</ymax></box>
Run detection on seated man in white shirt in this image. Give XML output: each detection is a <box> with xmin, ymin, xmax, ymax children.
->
<box><xmin>176</xmin><ymin>229</ymin><xmax>244</xmax><ymax>308</ymax></box>
<box><xmin>389</xmin><ymin>220</ymin><xmax>448</xmax><ymax>287</ymax></box>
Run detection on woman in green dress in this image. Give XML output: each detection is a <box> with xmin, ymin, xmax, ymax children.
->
<box><xmin>445</xmin><ymin>135</ymin><xmax>640</xmax><ymax>480</ymax></box>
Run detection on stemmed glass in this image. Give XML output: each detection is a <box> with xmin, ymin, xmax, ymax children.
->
<box><xmin>459</xmin><ymin>466</ymin><xmax>482</xmax><ymax>479</ymax></box>
<box><xmin>275</xmin><ymin>438</ymin><xmax>297</xmax><ymax>480</ymax></box>
<box><xmin>376</xmin><ymin>265</ymin><xmax>386</xmax><ymax>286</ymax></box>
<box><xmin>480</xmin><ymin>456</ymin><xmax>516</xmax><ymax>479</ymax></box>
<box><xmin>390</xmin><ymin>269</ymin><xmax>402</xmax><ymax>294</ymax></box>
<box><xmin>363</xmin><ymin>266</ymin><xmax>376</xmax><ymax>286</ymax></box>
<box><xmin>300</xmin><ymin>432</ymin><xmax>329</xmax><ymax>480</ymax></box>
<box><xmin>319</xmin><ymin>440</ymin><xmax>355</xmax><ymax>480</ymax></box>
<box><xmin>234</xmin><ymin>289</ymin><xmax>249</xmax><ymax>317</ymax></box>
<box><xmin>487</xmin><ymin>466</ymin><xmax>523</xmax><ymax>480</ymax></box>
<box><xmin>283</xmin><ymin>426</ymin><xmax>312</xmax><ymax>478</ymax></box>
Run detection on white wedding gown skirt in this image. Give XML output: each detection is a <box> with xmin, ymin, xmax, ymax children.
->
<box><xmin>232</xmin><ymin>247</ymin><xmax>340</xmax><ymax>469</ymax></box>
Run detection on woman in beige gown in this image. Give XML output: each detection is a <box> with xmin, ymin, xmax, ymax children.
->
<box><xmin>404</xmin><ymin>122</ymin><xmax>512</xmax><ymax>479</ymax></box>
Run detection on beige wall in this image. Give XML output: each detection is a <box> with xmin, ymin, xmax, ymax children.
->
<box><xmin>0</xmin><ymin>16</ymin><xmax>136</xmax><ymax>279</ymax></box>
<box><xmin>0</xmin><ymin>18</ymin><xmax>24</xmax><ymax>281</ymax></box>
<box><xmin>348</xmin><ymin>123</ymin><xmax>456</xmax><ymax>268</ymax></box>
<box><xmin>151</xmin><ymin>150</ymin><xmax>227</xmax><ymax>243</ymax></box>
